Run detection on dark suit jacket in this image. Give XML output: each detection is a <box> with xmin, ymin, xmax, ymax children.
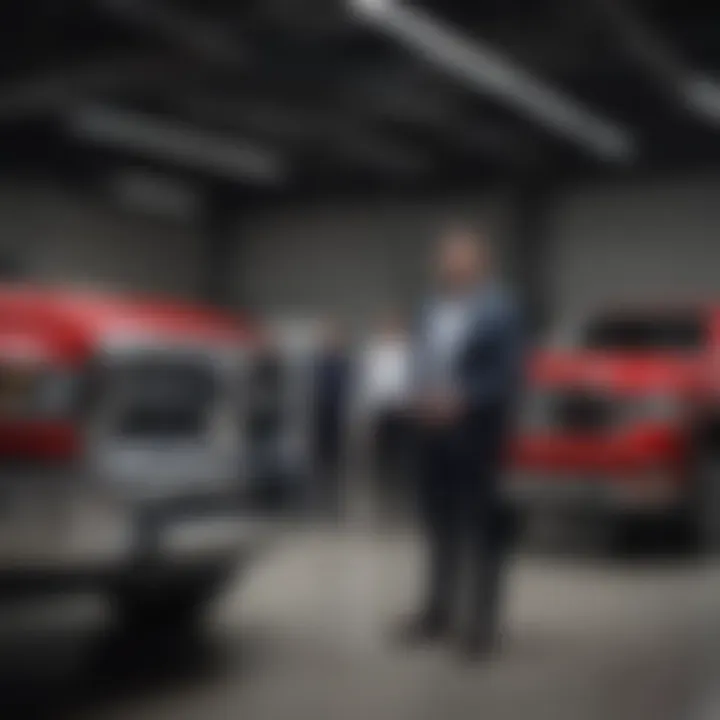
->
<box><xmin>314</xmin><ymin>351</ymin><xmax>351</xmax><ymax>458</ymax></box>
<box><xmin>455</xmin><ymin>285</ymin><xmax>524</xmax><ymax>422</ymax></box>
<box><xmin>413</xmin><ymin>284</ymin><xmax>525</xmax><ymax>484</ymax></box>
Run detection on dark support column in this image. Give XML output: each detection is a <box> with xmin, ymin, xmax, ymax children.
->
<box><xmin>507</xmin><ymin>171</ymin><xmax>559</xmax><ymax>337</ymax></box>
<box><xmin>200</xmin><ymin>185</ymin><xmax>241</xmax><ymax>307</ymax></box>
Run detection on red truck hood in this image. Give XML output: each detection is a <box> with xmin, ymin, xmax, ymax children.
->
<box><xmin>529</xmin><ymin>350</ymin><xmax>704</xmax><ymax>395</ymax></box>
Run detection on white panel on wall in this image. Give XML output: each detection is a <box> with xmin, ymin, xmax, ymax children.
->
<box><xmin>0</xmin><ymin>184</ymin><xmax>203</xmax><ymax>297</ymax></box>
<box><xmin>234</xmin><ymin>193</ymin><xmax>512</xmax><ymax>333</ymax></box>
<box><xmin>551</xmin><ymin>175</ymin><xmax>720</xmax><ymax>325</ymax></box>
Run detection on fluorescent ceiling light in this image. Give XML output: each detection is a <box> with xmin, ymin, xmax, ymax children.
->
<box><xmin>109</xmin><ymin>170</ymin><xmax>203</xmax><ymax>222</ymax></box>
<box><xmin>350</xmin><ymin>0</ymin><xmax>636</xmax><ymax>162</ymax></box>
<box><xmin>183</xmin><ymin>97</ymin><xmax>428</xmax><ymax>173</ymax></box>
<box><xmin>67</xmin><ymin>105</ymin><xmax>287</xmax><ymax>184</ymax></box>
<box><xmin>684</xmin><ymin>76</ymin><xmax>720</xmax><ymax>122</ymax></box>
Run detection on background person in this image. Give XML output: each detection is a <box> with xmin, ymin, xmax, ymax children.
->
<box><xmin>312</xmin><ymin>320</ymin><xmax>352</xmax><ymax>519</ymax></box>
<box><xmin>357</xmin><ymin>313</ymin><xmax>412</xmax><ymax>523</ymax></box>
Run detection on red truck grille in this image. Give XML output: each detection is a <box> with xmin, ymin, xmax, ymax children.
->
<box><xmin>115</xmin><ymin>358</ymin><xmax>217</xmax><ymax>441</ymax></box>
<box><xmin>525</xmin><ymin>389</ymin><xmax>615</xmax><ymax>434</ymax></box>
<box><xmin>550</xmin><ymin>391</ymin><xmax>614</xmax><ymax>433</ymax></box>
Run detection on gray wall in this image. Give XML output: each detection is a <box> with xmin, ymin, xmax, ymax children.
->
<box><xmin>232</xmin><ymin>172</ymin><xmax>720</xmax><ymax>336</ymax></box>
<box><xmin>0</xmin><ymin>183</ymin><xmax>203</xmax><ymax>297</ymax></box>
<box><xmin>6</xmin><ymin>173</ymin><xmax>718</xmax><ymax>330</ymax></box>
<box><xmin>234</xmin><ymin>193</ymin><xmax>516</xmax><ymax>331</ymax></box>
<box><xmin>550</xmin><ymin>174</ymin><xmax>720</xmax><ymax>325</ymax></box>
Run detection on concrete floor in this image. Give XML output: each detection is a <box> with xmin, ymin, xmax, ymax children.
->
<box><xmin>1</xmin><ymin>526</ymin><xmax>720</xmax><ymax>720</ymax></box>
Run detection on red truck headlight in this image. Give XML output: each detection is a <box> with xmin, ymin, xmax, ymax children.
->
<box><xmin>622</xmin><ymin>394</ymin><xmax>684</xmax><ymax>426</ymax></box>
<box><xmin>0</xmin><ymin>364</ymin><xmax>78</xmax><ymax>420</ymax></box>
<box><xmin>519</xmin><ymin>390</ymin><xmax>552</xmax><ymax>430</ymax></box>
<box><xmin>34</xmin><ymin>368</ymin><xmax>79</xmax><ymax>417</ymax></box>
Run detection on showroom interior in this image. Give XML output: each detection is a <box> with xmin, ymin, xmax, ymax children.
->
<box><xmin>1</xmin><ymin>0</ymin><xmax>720</xmax><ymax>718</ymax></box>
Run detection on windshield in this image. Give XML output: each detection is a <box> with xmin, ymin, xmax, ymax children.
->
<box><xmin>582</xmin><ymin>313</ymin><xmax>707</xmax><ymax>352</ymax></box>
<box><xmin>113</xmin><ymin>359</ymin><xmax>217</xmax><ymax>440</ymax></box>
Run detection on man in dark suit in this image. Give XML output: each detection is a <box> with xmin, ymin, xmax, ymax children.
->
<box><xmin>313</xmin><ymin>320</ymin><xmax>352</xmax><ymax>518</ymax></box>
<box><xmin>402</xmin><ymin>227</ymin><xmax>524</xmax><ymax>659</ymax></box>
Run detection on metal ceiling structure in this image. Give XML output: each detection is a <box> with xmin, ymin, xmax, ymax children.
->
<box><xmin>1</xmin><ymin>0</ymin><xmax>719</xmax><ymax>197</ymax></box>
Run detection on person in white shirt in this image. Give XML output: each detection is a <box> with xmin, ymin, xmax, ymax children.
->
<box><xmin>358</xmin><ymin>314</ymin><xmax>412</xmax><ymax>521</ymax></box>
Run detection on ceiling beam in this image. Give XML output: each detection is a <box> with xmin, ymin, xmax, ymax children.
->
<box><xmin>0</xmin><ymin>55</ymin><xmax>184</xmax><ymax>122</ymax></box>
<box><xmin>65</xmin><ymin>104</ymin><xmax>287</xmax><ymax>185</ymax></box>
<box><xmin>350</xmin><ymin>0</ymin><xmax>636</xmax><ymax>162</ymax></box>
<box><xmin>98</xmin><ymin>0</ymin><xmax>249</xmax><ymax>67</ymax></box>
<box><xmin>342</xmin><ymin>69</ymin><xmax>541</xmax><ymax>165</ymax></box>
<box><xmin>585</xmin><ymin>0</ymin><xmax>689</xmax><ymax>90</ymax></box>
<box><xmin>584</xmin><ymin>0</ymin><xmax>720</xmax><ymax>126</ymax></box>
<box><xmin>173</xmin><ymin>95</ymin><xmax>432</xmax><ymax>175</ymax></box>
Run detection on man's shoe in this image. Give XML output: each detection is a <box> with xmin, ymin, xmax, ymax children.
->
<box><xmin>393</xmin><ymin>612</ymin><xmax>449</xmax><ymax>647</ymax></box>
<box><xmin>457</xmin><ymin>628</ymin><xmax>497</xmax><ymax>662</ymax></box>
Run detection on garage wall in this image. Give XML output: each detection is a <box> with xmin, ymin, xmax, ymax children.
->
<box><xmin>550</xmin><ymin>174</ymin><xmax>720</xmax><ymax>325</ymax></box>
<box><xmin>234</xmin><ymin>174</ymin><xmax>720</xmax><ymax>336</ymax></box>
<box><xmin>233</xmin><ymin>193</ymin><xmax>515</xmax><ymax>332</ymax></box>
<box><xmin>4</xmin><ymin>174</ymin><xmax>718</xmax><ymax>330</ymax></box>
<box><xmin>0</xmin><ymin>183</ymin><xmax>203</xmax><ymax>297</ymax></box>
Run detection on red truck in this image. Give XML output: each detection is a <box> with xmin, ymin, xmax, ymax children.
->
<box><xmin>0</xmin><ymin>283</ymin><xmax>273</xmax><ymax>629</ymax></box>
<box><xmin>508</xmin><ymin>303</ymin><xmax>720</xmax><ymax>551</ymax></box>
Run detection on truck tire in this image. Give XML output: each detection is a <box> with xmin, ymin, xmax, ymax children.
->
<box><xmin>695</xmin><ymin>452</ymin><xmax>720</xmax><ymax>555</ymax></box>
<box><xmin>114</xmin><ymin>566</ymin><xmax>233</xmax><ymax>635</ymax></box>
<box><xmin>502</xmin><ymin>504</ymin><xmax>527</xmax><ymax>550</ymax></box>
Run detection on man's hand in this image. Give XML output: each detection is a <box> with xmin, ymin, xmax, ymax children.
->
<box><xmin>414</xmin><ymin>391</ymin><xmax>464</xmax><ymax>426</ymax></box>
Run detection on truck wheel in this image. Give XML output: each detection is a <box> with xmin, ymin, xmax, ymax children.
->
<box><xmin>502</xmin><ymin>505</ymin><xmax>527</xmax><ymax>550</ymax></box>
<box><xmin>117</xmin><ymin>586</ymin><xmax>207</xmax><ymax>634</ymax></box>
<box><xmin>696</xmin><ymin>453</ymin><xmax>720</xmax><ymax>554</ymax></box>
<box><xmin>114</xmin><ymin>567</ymin><xmax>233</xmax><ymax>635</ymax></box>
<box><xmin>599</xmin><ymin>515</ymin><xmax>632</xmax><ymax>556</ymax></box>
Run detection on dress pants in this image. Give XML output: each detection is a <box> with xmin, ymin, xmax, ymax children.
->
<box><xmin>314</xmin><ymin>420</ymin><xmax>344</xmax><ymax>517</ymax></box>
<box><xmin>417</xmin><ymin>415</ymin><xmax>508</xmax><ymax>637</ymax></box>
<box><xmin>372</xmin><ymin>408</ymin><xmax>409</xmax><ymax>519</ymax></box>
